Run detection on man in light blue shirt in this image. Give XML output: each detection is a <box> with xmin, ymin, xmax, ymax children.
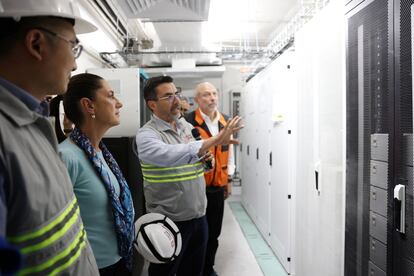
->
<box><xmin>136</xmin><ymin>76</ymin><xmax>242</xmax><ymax>276</ymax></box>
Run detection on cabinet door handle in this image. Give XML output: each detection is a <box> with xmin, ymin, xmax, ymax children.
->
<box><xmin>394</xmin><ymin>184</ymin><xmax>406</xmax><ymax>234</ymax></box>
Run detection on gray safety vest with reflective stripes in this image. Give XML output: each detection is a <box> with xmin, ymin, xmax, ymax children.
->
<box><xmin>8</xmin><ymin>196</ymin><xmax>88</xmax><ymax>276</ymax></box>
<box><xmin>140</xmin><ymin>118</ymin><xmax>207</xmax><ymax>222</ymax></box>
<box><xmin>0</xmin><ymin>87</ymin><xmax>98</xmax><ymax>276</ymax></box>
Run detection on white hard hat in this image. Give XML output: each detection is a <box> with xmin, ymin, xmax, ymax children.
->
<box><xmin>0</xmin><ymin>0</ymin><xmax>97</xmax><ymax>34</ymax></box>
<box><xmin>134</xmin><ymin>213</ymin><xmax>182</xmax><ymax>264</ymax></box>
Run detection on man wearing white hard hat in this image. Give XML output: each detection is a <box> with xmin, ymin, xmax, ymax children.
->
<box><xmin>0</xmin><ymin>0</ymin><xmax>100</xmax><ymax>274</ymax></box>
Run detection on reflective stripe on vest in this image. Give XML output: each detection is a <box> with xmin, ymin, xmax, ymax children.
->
<box><xmin>7</xmin><ymin>196</ymin><xmax>87</xmax><ymax>276</ymax></box>
<box><xmin>141</xmin><ymin>162</ymin><xmax>204</xmax><ymax>184</ymax></box>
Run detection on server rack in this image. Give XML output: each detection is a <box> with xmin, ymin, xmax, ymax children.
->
<box><xmin>346</xmin><ymin>0</ymin><xmax>414</xmax><ymax>274</ymax></box>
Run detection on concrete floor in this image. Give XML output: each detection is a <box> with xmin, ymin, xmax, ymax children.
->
<box><xmin>139</xmin><ymin>187</ymin><xmax>271</xmax><ymax>276</ymax></box>
<box><xmin>215</xmin><ymin>200</ymin><xmax>264</xmax><ymax>276</ymax></box>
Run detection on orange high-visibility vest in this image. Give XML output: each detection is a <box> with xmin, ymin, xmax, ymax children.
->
<box><xmin>185</xmin><ymin>108</ymin><xmax>230</xmax><ymax>187</ymax></box>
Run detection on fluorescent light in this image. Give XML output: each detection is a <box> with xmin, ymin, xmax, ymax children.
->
<box><xmin>202</xmin><ymin>0</ymin><xmax>258</xmax><ymax>47</ymax></box>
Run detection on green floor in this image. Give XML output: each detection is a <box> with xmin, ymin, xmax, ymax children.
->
<box><xmin>229</xmin><ymin>202</ymin><xmax>289</xmax><ymax>276</ymax></box>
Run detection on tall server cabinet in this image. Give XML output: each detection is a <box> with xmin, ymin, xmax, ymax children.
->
<box><xmin>346</xmin><ymin>0</ymin><xmax>414</xmax><ymax>275</ymax></box>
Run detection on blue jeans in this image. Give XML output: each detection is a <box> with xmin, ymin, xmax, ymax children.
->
<box><xmin>148</xmin><ymin>216</ymin><xmax>208</xmax><ymax>276</ymax></box>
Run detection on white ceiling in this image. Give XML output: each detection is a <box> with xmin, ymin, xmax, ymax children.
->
<box><xmin>205</xmin><ymin>0</ymin><xmax>300</xmax><ymax>47</ymax></box>
<box><xmin>118</xmin><ymin>0</ymin><xmax>211</xmax><ymax>21</ymax></box>
<box><xmin>115</xmin><ymin>0</ymin><xmax>301</xmax><ymax>66</ymax></box>
<box><xmin>141</xmin><ymin>0</ymin><xmax>300</xmax><ymax>48</ymax></box>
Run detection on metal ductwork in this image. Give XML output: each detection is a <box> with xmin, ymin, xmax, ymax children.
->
<box><xmin>117</xmin><ymin>0</ymin><xmax>210</xmax><ymax>21</ymax></box>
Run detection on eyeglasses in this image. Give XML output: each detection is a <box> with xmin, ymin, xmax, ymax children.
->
<box><xmin>157</xmin><ymin>91</ymin><xmax>183</xmax><ymax>102</ymax></box>
<box><xmin>35</xmin><ymin>27</ymin><xmax>83</xmax><ymax>59</ymax></box>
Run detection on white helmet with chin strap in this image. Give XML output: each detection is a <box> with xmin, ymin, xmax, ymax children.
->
<box><xmin>134</xmin><ymin>213</ymin><xmax>182</xmax><ymax>264</ymax></box>
<box><xmin>0</xmin><ymin>0</ymin><xmax>97</xmax><ymax>34</ymax></box>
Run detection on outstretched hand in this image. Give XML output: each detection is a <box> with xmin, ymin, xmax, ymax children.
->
<box><xmin>198</xmin><ymin>116</ymin><xmax>244</xmax><ymax>156</ymax></box>
<box><xmin>216</xmin><ymin>116</ymin><xmax>244</xmax><ymax>145</ymax></box>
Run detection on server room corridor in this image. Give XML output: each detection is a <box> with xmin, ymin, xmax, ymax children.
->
<box><xmin>215</xmin><ymin>193</ymin><xmax>288</xmax><ymax>276</ymax></box>
<box><xmin>4</xmin><ymin>0</ymin><xmax>410</xmax><ymax>275</ymax></box>
<box><xmin>138</xmin><ymin>187</ymin><xmax>288</xmax><ymax>276</ymax></box>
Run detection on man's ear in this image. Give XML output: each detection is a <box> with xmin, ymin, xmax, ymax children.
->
<box><xmin>194</xmin><ymin>95</ymin><xmax>200</xmax><ymax>105</ymax></box>
<box><xmin>147</xmin><ymin>101</ymin><xmax>156</xmax><ymax>112</ymax></box>
<box><xmin>25</xmin><ymin>29</ymin><xmax>46</xmax><ymax>61</ymax></box>
<box><xmin>79</xmin><ymin>98</ymin><xmax>95</xmax><ymax>116</ymax></box>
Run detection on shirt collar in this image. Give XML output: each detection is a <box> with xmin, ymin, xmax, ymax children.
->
<box><xmin>151</xmin><ymin>114</ymin><xmax>188</xmax><ymax>133</ymax></box>
<box><xmin>0</xmin><ymin>77</ymin><xmax>48</xmax><ymax>116</ymax></box>
<box><xmin>151</xmin><ymin>114</ymin><xmax>176</xmax><ymax>131</ymax></box>
<box><xmin>199</xmin><ymin>109</ymin><xmax>220</xmax><ymax>124</ymax></box>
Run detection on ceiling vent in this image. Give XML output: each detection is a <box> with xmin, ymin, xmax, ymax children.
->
<box><xmin>118</xmin><ymin>0</ymin><xmax>210</xmax><ymax>21</ymax></box>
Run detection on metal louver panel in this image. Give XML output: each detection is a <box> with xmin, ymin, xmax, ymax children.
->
<box><xmin>118</xmin><ymin>0</ymin><xmax>210</xmax><ymax>21</ymax></box>
<box><xmin>124</xmin><ymin>0</ymin><xmax>157</xmax><ymax>14</ymax></box>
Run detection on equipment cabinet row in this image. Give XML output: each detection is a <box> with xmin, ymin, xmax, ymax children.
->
<box><xmin>238</xmin><ymin>1</ymin><xmax>345</xmax><ymax>275</ymax></box>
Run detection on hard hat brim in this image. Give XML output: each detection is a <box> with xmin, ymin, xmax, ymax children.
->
<box><xmin>0</xmin><ymin>12</ymin><xmax>97</xmax><ymax>34</ymax></box>
<box><xmin>73</xmin><ymin>16</ymin><xmax>97</xmax><ymax>34</ymax></box>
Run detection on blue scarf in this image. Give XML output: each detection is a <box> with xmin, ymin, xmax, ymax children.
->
<box><xmin>70</xmin><ymin>127</ymin><xmax>134</xmax><ymax>268</ymax></box>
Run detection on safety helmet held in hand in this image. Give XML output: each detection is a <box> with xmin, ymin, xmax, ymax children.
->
<box><xmin>0</xmin><ymin>0</ymin><xmax>97</xmax><ymax>34</ymax></box>
<box><xmin>134</xmin><ymin>213</ymin><xmax>182</xmax><ymax>264</ymax></box>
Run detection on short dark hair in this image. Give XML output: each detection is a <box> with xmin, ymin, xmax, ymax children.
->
<box><xmin>63</xmin><ymin>73</ymin><xmax>104</xmax><ymax>126</ymax></box>
<box><xmin>143</xmin><ymin>75</ymin><xmax>173</xmax><ymax>102</ymax></box>
<box><xmin>0</xmin><ymin>16</ymin><xmax>75</xmax><ymax>57</ymax></box>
